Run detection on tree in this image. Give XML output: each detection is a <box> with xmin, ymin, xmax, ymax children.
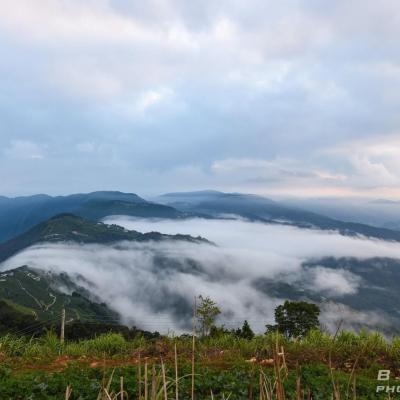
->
<box><xmin>196</xmin><ymin>295</ymin><xmax>221</xmax><ymax>336</ymax></box>
<box><xmin>209</xmin><ymin>325</ymin><xmax>229</xmax><ymax>338</ymax></box>
<box><xmin>266</xmin><ymin>301</ymin><xmax>320</xmax><ymax>338</ymax></box>
<box><xmin>235</xmin><ymin>320</ymin><xmax>255</xmax><ymax>339</ymax></box>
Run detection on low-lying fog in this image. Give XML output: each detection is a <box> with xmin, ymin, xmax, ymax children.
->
<box><xmin>3</xmin><ymin>216</ymin><xmax>400</xmax><ymax>333</ymax></box>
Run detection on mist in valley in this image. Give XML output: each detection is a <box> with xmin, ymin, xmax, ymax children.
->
<box><xmin>2</xmin><ymin>217</ymin><xmax>400</xmax><ymax>333</ymax></box>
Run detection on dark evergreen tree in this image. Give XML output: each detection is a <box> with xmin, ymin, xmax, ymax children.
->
<box><xmin>239</xmin><ymin>320</ymin><xmax>255</xmax><ymax>339</ymax></box>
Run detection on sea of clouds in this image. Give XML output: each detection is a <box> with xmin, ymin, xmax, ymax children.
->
<box><xmin>3</xmin><ymin>217</ymin><xmax>400</xmax><ymax>333</ymax></box>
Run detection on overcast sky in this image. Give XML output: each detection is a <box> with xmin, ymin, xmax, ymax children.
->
<box><xmin>1</xmin><ymin>0</ymin><xmax>400</xmax><ymax>198</ymax></box>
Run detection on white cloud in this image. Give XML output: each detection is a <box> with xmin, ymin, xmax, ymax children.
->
<box><xmin>1</xmin><ymin>217</ymin><xmax>397</xmax><ymax>333</ymax></box>
<box><xmin>322</xmin><ymin>135</ymin><xmax>400</xmax><ymax>191</ymax></box>
<box><xmin>320</xmin><ymin>302</ymin><xmax>391</xmax><ymax>333</ymax></box>
<box><xmin>303</xmin><ymin>267</ymin><xmax>361</xmax><ymax>296</ymax></box>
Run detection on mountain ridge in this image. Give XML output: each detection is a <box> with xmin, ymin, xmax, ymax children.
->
<box><xmin>0</xmin><ymin>191</ymin><xmax>188</xmax><ymax>243</ymax></box>
<box><xmin>157</xmin><ymin>190</ymin><xmax>400</xmax><ymax>242</ymax></box>
<box><xmin>0</xmin><ymin>213</ymin><xmax>208</xmax><ymax>264</ymax></box>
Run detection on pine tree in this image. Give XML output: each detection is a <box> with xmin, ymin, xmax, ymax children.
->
<box><xmin>240</xmin><ymin>320</ymin><xmax>255</xmax><ymax>339</ymax></box>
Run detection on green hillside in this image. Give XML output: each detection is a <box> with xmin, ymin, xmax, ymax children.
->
<box><xmin>0</xmin><ymin>214</ymin><xmax>208</xmax><ymax>330</ymax></box>
<box><xmin>0</xmin><ymin>265</ymin><xmax>117</xmax><ymax>325</ymax></box>
<box><xmin>0</xmin><ymin>213</ymin><xmax>207</xmax><ymax>263</ymax></box>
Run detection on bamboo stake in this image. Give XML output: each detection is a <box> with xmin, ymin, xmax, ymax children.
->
<box><xmin>346</xmin><ymin>348</ymin><xmax>363</xmax><ymax>399</ymax></box>
<box><xmin>144</xmin><ymin>360</ymin><xmax>148</xmax><ymax>400</ymax></box>
<box><xmin>191</xmin><ymin>296</ymin><xmax>196</xmax><ymax>400</ymax></box>
<box><xmin>262</xmin><ymin>380</ymin><xmax>271</xmax><ymax>400</ymax></box>
<box><xmin>60</xmin><ymin>308</ymin><xmax>65</xmax><ymax>345</ymax></box>
<box><xmin>280</xmin><ymin>346</ymin><xmax>288</xmax><ymax>378</ymax></box>
<box><xmin>296</xmin><ymin>375</ymin><xmax>302</xmax><ymax>400</ymax></box>
<box><xmin>65</xmin><ymin>385</ymin><xmax>72</xmax><ymax>400</ymax></box>
<box><xmin>329</xmin><ymin>320</ymin><xmax>343</xmax><ymax>400</ymax></box>
<box><xmin>138</xmin><ymin>353</ymin><xmax>142</xmax><ymax>400</ymax></box>
<box><xmin>161</xmin><ymin>358</ymin><xmax>168</xmax><ymax>400</ymax></box>
<box><xmin>274</xmin><ymin>336</ymin><xmax>285</xmax><ymax>400</ymax></box>
<box><xmin>151</xmin><ymin>365</ymin><xmax>156</xmax><ymax>400</ymax></box>
<box><xmin>175</xmin><ymin>342</ymin><xmax>179</xmax><ymax>400</ymax></box>
<box><xmin>103</xmin><ymin>390</ymin><xmax>112</xmax><ymax>400</ymax></box>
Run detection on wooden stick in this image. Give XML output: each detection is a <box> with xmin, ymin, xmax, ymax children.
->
<box><xmin>151</xmin><ymin>365</ymin><xmax>156</xmax><ymax>400</ymax></box>
<box><xmin>175</xmin><ymin>342</ymin><xmax>179</xmax><ymax>400</ymax></box>
<box><xmin>138</xmin><ymin>353</ymin><xmax>142</xmax><ymax>400</ymax></box>
<box><xmin>65</xmin><ymin>385</ymin><xmax>72</xmax><ymax>400</ymax></box>
<box><xmin>161</xmin><ymin>358</ymin><xmax>168</xmax><ymax>400</ymax></box>
<box><xmin>144</xmin><ymin>360</ymin><xmax>148</xmax><ymax>400</ymax></box>
<box><xmin>191</xmin><ymin>296</ymin><xmax>196</xmax><ymax>400</ymax></box>
<box><xmin>60</xmin><ymin>308</ymin><xmax>65</xmax><ymax>345</ymax></box>
<box><xmin>329</xmin><ymin>320</ymin><xmax>343</xmax><ymax>400</ymax></box>
<box><xmin>103</xmin><ymin>389</ymin><xmax>112</xmax><ymax>400</ymax></box>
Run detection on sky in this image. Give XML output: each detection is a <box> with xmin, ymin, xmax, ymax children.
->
<box><xmin>1</xmin><ymin>0</ymin><xmax>400</xmax><ymax>198</ymax></box>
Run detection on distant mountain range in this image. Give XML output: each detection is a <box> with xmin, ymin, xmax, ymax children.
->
<box><xmin>2</xmin><ymin>190</ymin><xmax>400</xmax><ymax>245</ymax></box>
<box><xmin>157</xmin><ymin>190</ymin><xmax>400</xmax><ymax>242</ymax></box>
<box><xmin>2</xmin><ymin>190</ymin><xmax>400</xmax><ymax>333</ymax></box>
<box><xmin>281</xmin><ymin>197</ymin><xmax>400</xmax><ymax>231</ymax></box>
<box><xmin>0</xmin><ymin>191</ymin><xmax>187</xmax><ymax>243</ymax></box>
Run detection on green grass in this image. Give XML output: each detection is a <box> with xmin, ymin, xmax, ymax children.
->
<box><xmin>0</xmin><ymin>329</ymin><xmax>398</xmax><ymax>362</ymax></box>
<box><xmin>0</xmin><ymin>330</ymin><xmax>399</xmax><ymax>399</ymax></box>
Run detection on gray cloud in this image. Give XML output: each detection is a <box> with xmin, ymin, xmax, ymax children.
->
<box><xmin>0</xmin><ymin>1</ymin><xmax>400</xmax><ymax>197</ymax></box>
<box><xmin>320</xmin><ymin>302</ymin><xmax>391</xmax><ymax>333</ymax></box>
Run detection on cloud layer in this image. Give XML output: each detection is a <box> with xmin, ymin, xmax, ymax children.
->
<box><xmin>2</xmin><ymin>217</ymin><xmax>400</xmax><ymax>333</ymax></box>
<box><xmin>1</xmin><ymin>1</ymin><xmax>400</xmax><ymax>197</ymax></box>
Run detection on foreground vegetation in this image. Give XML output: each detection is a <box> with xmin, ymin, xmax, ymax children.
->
<box><xmin>0</xmin><ymin>329</ymin><xmax>399</xmax><ymax>399</ymax></box>
<box><xmin>0</xmin><ymin>298</ymin><xmax>399</xmax><ymax>398</ymax></box>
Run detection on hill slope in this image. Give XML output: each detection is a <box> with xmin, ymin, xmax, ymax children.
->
<box><xmin>0</xmin><ymin>265</ymin><xmax>117</xmax><ymax>324</ymax></box>
<box><xmin>0</xmin><ymin>213</ymin><xmax>207</xmax><ymax>263</ymax></box>
<box><xmin>0</xmin><ymin>214</ymin><xmax>207</xmax><ymax>327</ymax></box>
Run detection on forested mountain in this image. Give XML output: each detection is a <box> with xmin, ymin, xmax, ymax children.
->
<box><xmin>0</xmin><ymin>191</ymin><xmax>187</xmax><ymax>243</ymax></box>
